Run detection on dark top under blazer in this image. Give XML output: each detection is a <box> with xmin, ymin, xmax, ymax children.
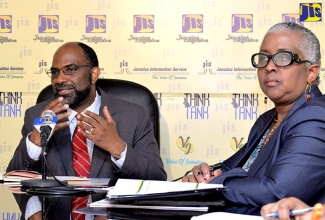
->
<box><xmin>210</xmin><ymin>85</ymin><xmax>325</xmax><ymax>206</ymax></box>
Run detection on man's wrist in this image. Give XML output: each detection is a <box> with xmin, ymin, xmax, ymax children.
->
<box><xmin>29</xmin><ymin>129</ymin><xmax>41</xmax><ymax>147</ymax></box>
<box><xmin>26</xmin><ymin>133</ymin><xmax>42</xmax><ymax>160</ymax></box>
<box><xmin>113</xmin><ymin>143</ymin><xmax>126</xmax><ymax>160</ymax></box>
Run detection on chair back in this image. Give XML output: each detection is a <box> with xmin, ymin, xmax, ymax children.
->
<box><xmin>36</xmin><ymin>79</ymin><xmax>160</xmax><ymax>146</ymax></box>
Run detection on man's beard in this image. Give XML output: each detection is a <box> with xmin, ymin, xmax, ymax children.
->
<box><xmin>53</xmin><ymin>75</ymin><xmax>92</xmax><ymax>109</ymax></box>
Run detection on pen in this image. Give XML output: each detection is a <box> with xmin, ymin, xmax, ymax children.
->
<box><xmin>196</xmin><ymin>163</ymin><xmax>222</xmax><ymax>176</ymax></box>
<box><xmin>266</xmin><ymin>207</ymin><xmax>314</xmax><ymax>218</ymax></box>
<box><xmin>172</xmin><ymin>163</ymin><xmax>222</xmax><ymax>182</ymax></box>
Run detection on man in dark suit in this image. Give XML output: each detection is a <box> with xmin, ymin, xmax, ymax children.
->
<box><xmin>7</xmin><ymin>42</ymin><xmax>166</xmax><ymax>219</ymax></box>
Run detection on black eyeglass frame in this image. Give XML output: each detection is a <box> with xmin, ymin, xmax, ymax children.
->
<box><xmin>46</xmin><ymin>64</ymin><xmax>93</xmax><ymax>78</ymax></box>
<box><xmin>251</xmin><ymin>51</ymin><xmax>312</xmax><ymax>68</ymax></box>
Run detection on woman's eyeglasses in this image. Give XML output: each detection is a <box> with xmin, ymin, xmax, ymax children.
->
<box><xmin>251</xmin><ymin>51</ymin><xmax>312</xmax><ymax>68</ymax></box>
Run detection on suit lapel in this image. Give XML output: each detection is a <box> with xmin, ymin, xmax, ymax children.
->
<box><xmin>97</xmin><ymin>88</ymin><xmax>117</xmax><ymax>118</ymax></box>
<box><xmin>53</xmin><ymin>126</ymin><xmax>75</xmax><ymax>176</ymax></box>
<box><xmin>89</xmin><ymin>89</ymin><xmax>115</xmax><ymax>177</ymax></box>
<box><xmin>234</xmin><ymin>109</ymin><xmax>275</xmax><ymax>167</ymax></box>
<box><xmin>248</xmin><ymin>125</ymin><xmax>280</xmax><ymax>175</ymax></box>
<box><xmin>89</xmin><ymin>147</ymin><xmax>110</xmax><ymax>177</ymax></box>
<box><xmin>247</xmin><ymin>86</ymin><xmax>322</xmax><ymax>175</ymax></box>
<box><xmin>52</xmin><ymin>120</ymin><xmax>110</xmax><ymax>177</ymax></box>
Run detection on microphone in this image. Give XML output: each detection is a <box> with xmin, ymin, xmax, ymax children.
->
<box><xmin>22</xmin><ymin>110</ymin><xmax>67</xmax><ymax>188</ymax></box>
<box><xmin>34</xmin><ymin>110</ymin><xmax>57</xmax><ymax>147</ymax></box>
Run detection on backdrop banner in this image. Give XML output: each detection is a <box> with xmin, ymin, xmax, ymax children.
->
<box><xmin>0</xmin><ymin>0</ymin><xmax>324</xmax><ymax>217</ymax></box>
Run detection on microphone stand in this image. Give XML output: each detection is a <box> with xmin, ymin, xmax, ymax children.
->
<box><xmin>21</xmin><ymin>127</ymin><xmax>67</xmax><ymax>220</ymax></box>
<box><xmin>22</xmin><ymin>126</ymin><xmax>66</xmax><ymax>188</ymax></box>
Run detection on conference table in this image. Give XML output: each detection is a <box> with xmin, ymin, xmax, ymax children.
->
<box><xmin>0</xmin><ymin>184</ymin><xmax>263</xmax><ymax>220</ymax></box>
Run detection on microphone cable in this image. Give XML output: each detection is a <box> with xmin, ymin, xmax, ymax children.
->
<box><xmin>42</xmin><ymin>151</ymin><xmax>69</xmax><ymax>187</ymax></box>
<box><xmin>26</xmin><ymin>153</ymin><xmax>91</xmax><ymax>197</ymax></box>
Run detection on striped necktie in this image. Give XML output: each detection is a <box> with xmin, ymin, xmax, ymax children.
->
<box><xmin>71</xmin><ymin>118</ymin><xmax>90</xmax><ymax>220</ymax></box>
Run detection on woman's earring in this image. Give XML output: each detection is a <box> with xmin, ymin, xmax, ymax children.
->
<box><xmin>305</xmin><ymin>83</ymin><xmax>311</xmax><ymax>101</ymax></box>
<box><xmin>264</xmin><ymin>97</ymin><xmax>268</xmax><ymax>104</ymax></box>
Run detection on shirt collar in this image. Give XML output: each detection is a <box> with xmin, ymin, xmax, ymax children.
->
<box><xmin>68</xmin><ymin>91</ymin><xmax>101</xmax><ymax>122</ymax></box>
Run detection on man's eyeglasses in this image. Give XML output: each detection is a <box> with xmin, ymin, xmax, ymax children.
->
<box><xmin>251</xmin><ymin>51</ymin><xmax>312</xmax><ymax>68</ymax></box>
<box><xmin>46</xmin><ymin>64</ymin><xmax>92</xmax><ymax>78</ymax></box>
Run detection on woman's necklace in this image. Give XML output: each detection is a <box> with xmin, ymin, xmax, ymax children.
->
<box><xmin>262</xmin><ymin>118</ymin><xmax>280</xmax><ymax>147</ymax></box>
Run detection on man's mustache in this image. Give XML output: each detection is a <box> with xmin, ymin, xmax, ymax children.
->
<box><xmin>54</xmin><ymin>84</ymin><xmax>75</xmax><ymax>90</ymax></box>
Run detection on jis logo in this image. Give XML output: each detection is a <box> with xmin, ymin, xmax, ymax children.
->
<box><xmin>134</xmin><ymin>15</ymin><xmax>154</xmax><ymax>33</ymax></box>
<box><xmin>300</xmin><ymin>3</ymin><xmax>322</xmax><ymax>22</ymax></box>
<box><xmin>231</xmin><ymin>14</ymin><xmax>253</xmax><ymax>33</ymax></box>
<box><xmin>0</xmin><ymin>15</ymin><xmax>12</xmax><ymax>33</ymax></box>
<box><xmin>86</xmin><ymin>15</ymin><xmax>106</xmax><ymax>33</ymax></box>
<box><xmin>182</xmin><ymin>14</ymin><xmax>203</xmax><ymax>33</ymax></box>
<box><xmin>282</xmin><ymin>14</ymin><xmax>303</xmax><ymax>25</ymax></box>
<box><xmin>38</xmin><ymin>15</ymin><xmax>59</xmax><ymax>33</ymax></box>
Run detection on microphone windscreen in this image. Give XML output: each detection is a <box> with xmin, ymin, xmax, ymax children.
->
<box><xmin>41</xmin><ymin>110</ymin><xmax>56</xmax><ymax>118</ymax></box>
